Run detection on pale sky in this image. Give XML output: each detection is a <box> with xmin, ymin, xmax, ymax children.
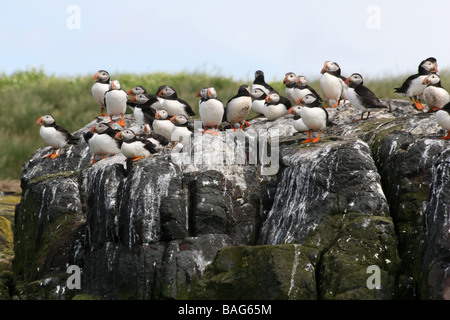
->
<box><xmin>1</xmin><ymin>0</ymin><xmax>449</xmax><ymax>81</ymax></box>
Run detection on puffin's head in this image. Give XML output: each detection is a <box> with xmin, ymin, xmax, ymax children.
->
<box><xmin>127</xmin><ymin>86</ymin><xmax>146</xmax><ymax>96</ymax></box>
<box><xmin>114</xmin><ymin>129</ymin><xmax>135</xmax><ymax>141</ymax></box>
<box><xmin>283</xmin><ymin>72</ymin><xmax>297</xmax><ymax>85</ymax></box>
<box><xmin>36</xmin><ymin>114</ymin><xmax>55</xmax><ymax>126</ymax></box>
<box><xmin>94</xmin><ymin>70</ymin><xmax>110</xmax><ymax>82</ymax></box>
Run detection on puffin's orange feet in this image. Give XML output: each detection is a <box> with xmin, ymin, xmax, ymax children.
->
<box><xmin>132</xmin><ymin>156</ymin><xmax>145</xmax><ymax>162</ymax></box>
<box><xmin>312</xmin><ymin>131</ymin><xmax>322</xmax><ymax>143</ymax></box>
<box><xmin>439</xmin><ymin>132</ymin><xmax>450</xmax><ymax>140</ymax></box>
<box><xmin>117</xmin><ymin>116</ymin><xmax>126</xmax><ymax>127</ymax></box>
<box><xmin>50</xmin><ymin>149</ymin><xmax>62</xmax><ymax>159</ymax></box>
<box><xmin>302</xmin><ymin>131</ymin><xmax>312</xmax><ymax>144</ymax></box>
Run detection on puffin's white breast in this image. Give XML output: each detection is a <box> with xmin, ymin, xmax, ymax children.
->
<box><xmin>226</xmin><ymin>96</ymin><xmax>252</xmax><ymax>123</ymax></box>
<box><xmin>320</xmin><ymin>73</ymin><xmax>343</xmax><ymax>101</ymax></box>
<box><xmin>300</xmin><ymin>107</ymin><xmax>327</xmax><ymax>130</ymax></box>
<box><xmin>171</xmin><ymin>126</ymin><xmax>192</xmax><ymax>146</ymax></box>
<box><xmin>40</xmin><ymin>126</ymin><xmax>67</xmax><ymax>148</ymax></box>
<box><xmin>92</xmin><ymin>82</ymin><xmax>109</xmax><ymax>107</ymax></box>
<box><xmin>263</xmin><ymin>103</ymin><xmax>288</xmax><ymax>121</ymax></box>
<box><xmin>199</xmin><ymin>99</ymin><xmax>224</xmax><ymax>127</ymax></box>
<box><xmin>105</xmin><ymin>90</ymin><xmax>127</xmax><ymax>116</ymax></box>
<box><xmin>424</xmin><ymin>86</ymin><xmax>450</xmax><ymax>109</ymax></box>
<box><xmin>436</xmin><ymin>110</ymin><xmax>450</xmax><ymax>131</ymax></box>
<box><xmin>121</xmin><ymin>141</ymin><xmax>151</xmax><ymax>158</ymax></box>
<box><xmin>153</xmin><ymin>120</ymin><xmax>175</xmax><ymax>140</ymax></box>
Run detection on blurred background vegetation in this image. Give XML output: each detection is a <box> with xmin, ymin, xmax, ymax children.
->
<box><xmin>1</xmin><ymin>68</ymin><xmax>449</xmax><ymax>181</ymax></box>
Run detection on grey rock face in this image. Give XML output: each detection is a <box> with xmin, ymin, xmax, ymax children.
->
<box><xmin>12</xmin><ymin>100</ymin><xmax>450</xmax><ymax>300</ymax></box>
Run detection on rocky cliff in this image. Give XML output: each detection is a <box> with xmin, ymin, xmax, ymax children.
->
<box><xmin>8</xmin><ymin>99</ymin><xmax>450</xmax><ymax>300</ymax></box>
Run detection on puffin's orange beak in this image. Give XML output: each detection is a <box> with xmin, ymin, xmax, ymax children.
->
<box><xmin>93</xmin><ymin>72</ymin><xmax>99</xmax><ymax>80</ymax></box>
<box><xmin>127</xmin><ymin>89</ymin><xmax>133</xmax><ymax>95</ymax></box>
<box><xmin>90</xmin><ymin>126</ymin><xmax>96</xmax><ymax>133</ymax></box>
<box><xmin>345</xmin><ymin>77</ymin><xmax>350</xmax><ymax>84</ymax></box>
<box><xmin>283</xmin><ymin>77</ymin><xmax>287</xmax><ymax>84</ymax></box>
<box><xmin>114</xmin><ymin>132</ymin><xmax>123</xmax><ymax>140</ymax></box>
<box><xmin>196</xmin><ymin>91</ymin><xmax>201</xmax><ymax>97</ymax></box>
<box><xmin>297</xmin><ymin>98</ymin><xmax>304</xmax><ymax>105</ymax></box>
<box><xmin>320</xmin><ymin>62</ymin><xmax>327</xmax><ymax>74</ymax></box>
<box><xmin>36</xmin><ymin>116</ymin><xmax>43</xmax><ymax>125</ymax></box>
<box><xmin>422</xmin><ymin>77</ymin><xmax>429</xmax><ymax>85</ymax></box>
<box><xmin>130</xmin><ymin>96</ymin><xmax>137</xmax><ymax>103</ymax></box>
<box><xmin>170</xmin><ymin>116</ymin><xmax>176</xmax><ymax>123</ymax></box>
<box><xmin>157</xmin><ymin>89</ymin><xmax>164</xmax><ymax>97</ymax></box>
<box><xmin>287</xmin><ymin>107</ymin><xmax>294</xmax><ymax>115</ymax></box>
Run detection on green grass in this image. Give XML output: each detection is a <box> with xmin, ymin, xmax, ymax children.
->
<box><xmin>1</xmin><ymin>68</ymin><xmax>450</xmax><ymax>180</ymax></box>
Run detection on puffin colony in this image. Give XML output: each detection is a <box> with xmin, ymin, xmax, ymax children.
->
<box><xmin>37</xmin><ymin>57</ymin><xmax>450</xmax><ymax>175</ymax></box>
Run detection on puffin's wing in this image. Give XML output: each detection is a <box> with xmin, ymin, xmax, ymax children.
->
<box><xmin>178</xmin><ymin>98</ymin><xmax>196</xmax><ymax>116</ymax></box>
<box><xmin>55</xmin><ymin>125</ymin><xmax>78</xmax><ymax>144</ymax></box>
<box><xmin>356</xmin><ymin>85</ymin><xmax>386</xmax><ymax>108</ymax></box>
<box><xmin>149</xmin><ymin>132</ymin><xmax>169</xmax><ymax>146</ymax></box>
<box><xmin>394</xmin><ymin>73</ymin><xmax>419</xmax><ymax>94</ymax></box>
<box><xmin>307</xmin><ymin>85</ymin><xmax>323</xmax><ymax>102</ymax></box>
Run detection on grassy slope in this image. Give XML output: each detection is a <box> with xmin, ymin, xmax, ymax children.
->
<box><xmin>1</xmin><ymin>68</ymin><xmax>449</xmax><ymax>180</ymax></box>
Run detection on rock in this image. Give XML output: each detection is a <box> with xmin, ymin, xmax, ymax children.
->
<box><xmin>11</xmin><ymin>101</ymin><xmax>450</xmax><ymax>300</ymax></box>
<box><xmin>190</xmin><ymin>244</ymin><xmax>317</xmax><ymax>300</ymax></box>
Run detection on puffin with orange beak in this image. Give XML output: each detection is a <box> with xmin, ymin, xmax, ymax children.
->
<box><xmin>128</xmin><ymin>93</ymin><xmax>159</xmax><ymax>127</ymax></box>
<box><xmin>114</xmin><ymin>129</ymin><xmax>157</xmax><ymax>162</ymax></box>
<box><xmin>91</xmin><ymin>70</ymin><xmax>110</xmax><ymax>116</ymax></box>
<box><xmin>156</xmin><ymin>86</ymin><xmax>196</xmax><ymax>118</ymax></box>
<box><xmin>395</xmin><ymin>57</ymin><xmax>438</xmax><ymax>111</ymax></box>
<box><xmin>105</xmin><ymin>80</ymin><xmax>128</xmax><ymax>127</ymax></box>
<box><xmin>83</xmin><ymin>122</ymin><xmax>121</xmax><ymax>165</ymax></box>
<box><xmin>345</xmin><ymin>73</ymin><xmax>387</xmax><ymax>121</ymax></box>
<box><xmin>295</xmin><ymin>94</ymin><xmax>329</xmax><ymax>144</ymax></box>
<box><xmin>197</xmin><ymin>87</ymin><xmax>224</xmax><ymax>135</ymax></box>
<box><xmin>224</xmin><ymin>84</ymin><xmax>252</xmax><ymax>131</ymax></box>
<box><xmin>169</xmin><ymin>115</ymin><xmax>194</xmax><ymax>148</ymax></box>
<box><xmin>319</xmin><ymin>61</ymin><xmax>347</xmax><ymax>108</ymax></box>
<box><xmin>263</xmin><ymin>90</ymin><xmax>291</xmax><ymax>121</ymax></box>
<box><xmin>36</xmin><ymin>115</ymin><xmax>78</xmax><ymax>159</ymax></box>
<box><xmin>422</xmin><ymin>74</ymin><xmax>450</xmax><ymax>113</ymax></box>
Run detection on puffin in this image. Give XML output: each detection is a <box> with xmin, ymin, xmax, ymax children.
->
<box><xmin>141</xmin><ymin>124</ymin><xmax>170</xmax><ymax>148</ymax></box>
<box><xmin>197</xmin><ymin>87</ymin><xmax>224</xmax><ymax>135</ymax></box>
<box><xmin>283</xmin><ymin>72</ymin><xmax>299</xmax><ymax>105</ymax></box>
<box><xmin>253</xmin><ymin>70</ymin><xmax>277</xmax><ymax>94</ymax></box>
<box><xmin>422</xmin><ymin>74</ymin><xmax>450</xmax><ymax>113</ymax></box>
<box><xmin>169</xmin><ymin>115</ymin><xmax>194</xmax><ymax>148</ymax></box>
<box><xmin>345</xmin><ymin>73</ymin><xmax>387</xmax><ymax>121</ymax></box>
<box><xmin>224</xmin><ymin>84</ymin><xmax>252</xmax><ymax>130</ymax></box>
<box><xmin>287</xmin><ymin>106</ymin><xmax>309</xmax><ymax>132</ymax></box>
<box><xmin>153</xmin><ymin>109</ymin><xmax>175</xmax><ymax>141</ymax></box>
<box><xmin>435</xmin><ymin>102</ymin><xmax>450</xmax><ymax>140</ymax></box>
<box><xmin>126</xmin><ymin>86</ymin><xmax>147</xmax><ymax>109</ymax></box>
<box><xmin>104</xmin><ymin>80</ymin><xmax>128</xmax><ymax>127</ymax></box>
<box><xmin>394</xmin><ymin>57</ymin><xmax>438</xmax><ymax>110</ymax></box>
<box><xmin>156</xmin><ymin>86</ymin><xmax>196</xmax><ymax>118</ymax></box>
<box><xmin>264</xmin><ymin>91</ymin><xmax>292</xmax><ymax>121</ymax></box>
<box><xmin>296</xmin><ymin>94</ymin><xmax>329</xmax><ymax>144</ymax></box>
<box><xmin>114</xmin><ymin>129</ymin><xmax>157</xmax><ymax>161</ymax></box>
<box><xmin>91</xmin><ymin>70</ymin><xmax>110</xmax><ymax>116</ymax></box>
<box><xmin>84</xmin><ymin>122</ymin><xmax>121</xmax><ymax>165</ymax></box>
<box><xmin>128</xmin><ymin>93</ymin><xmax>159</xmax><ymax>127</ymax></box>
<box><xmin>250</xmin><ymin>88</ymin><xmax>267</xmax><ymax>115</ymax></box>
<box><xmin>296</xmin><ymin>75</ymin><xmax>323</xmax><ymax>102</ymax></box>
<box><xmin>320</xmin><ymin>61</ymin><xmax>347</xmax><ymax>108</ymax></box>
<box><xmin>36</xmin><ymin>114</ymin><xmax>78</xmax><ymax>159</ymax></box>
